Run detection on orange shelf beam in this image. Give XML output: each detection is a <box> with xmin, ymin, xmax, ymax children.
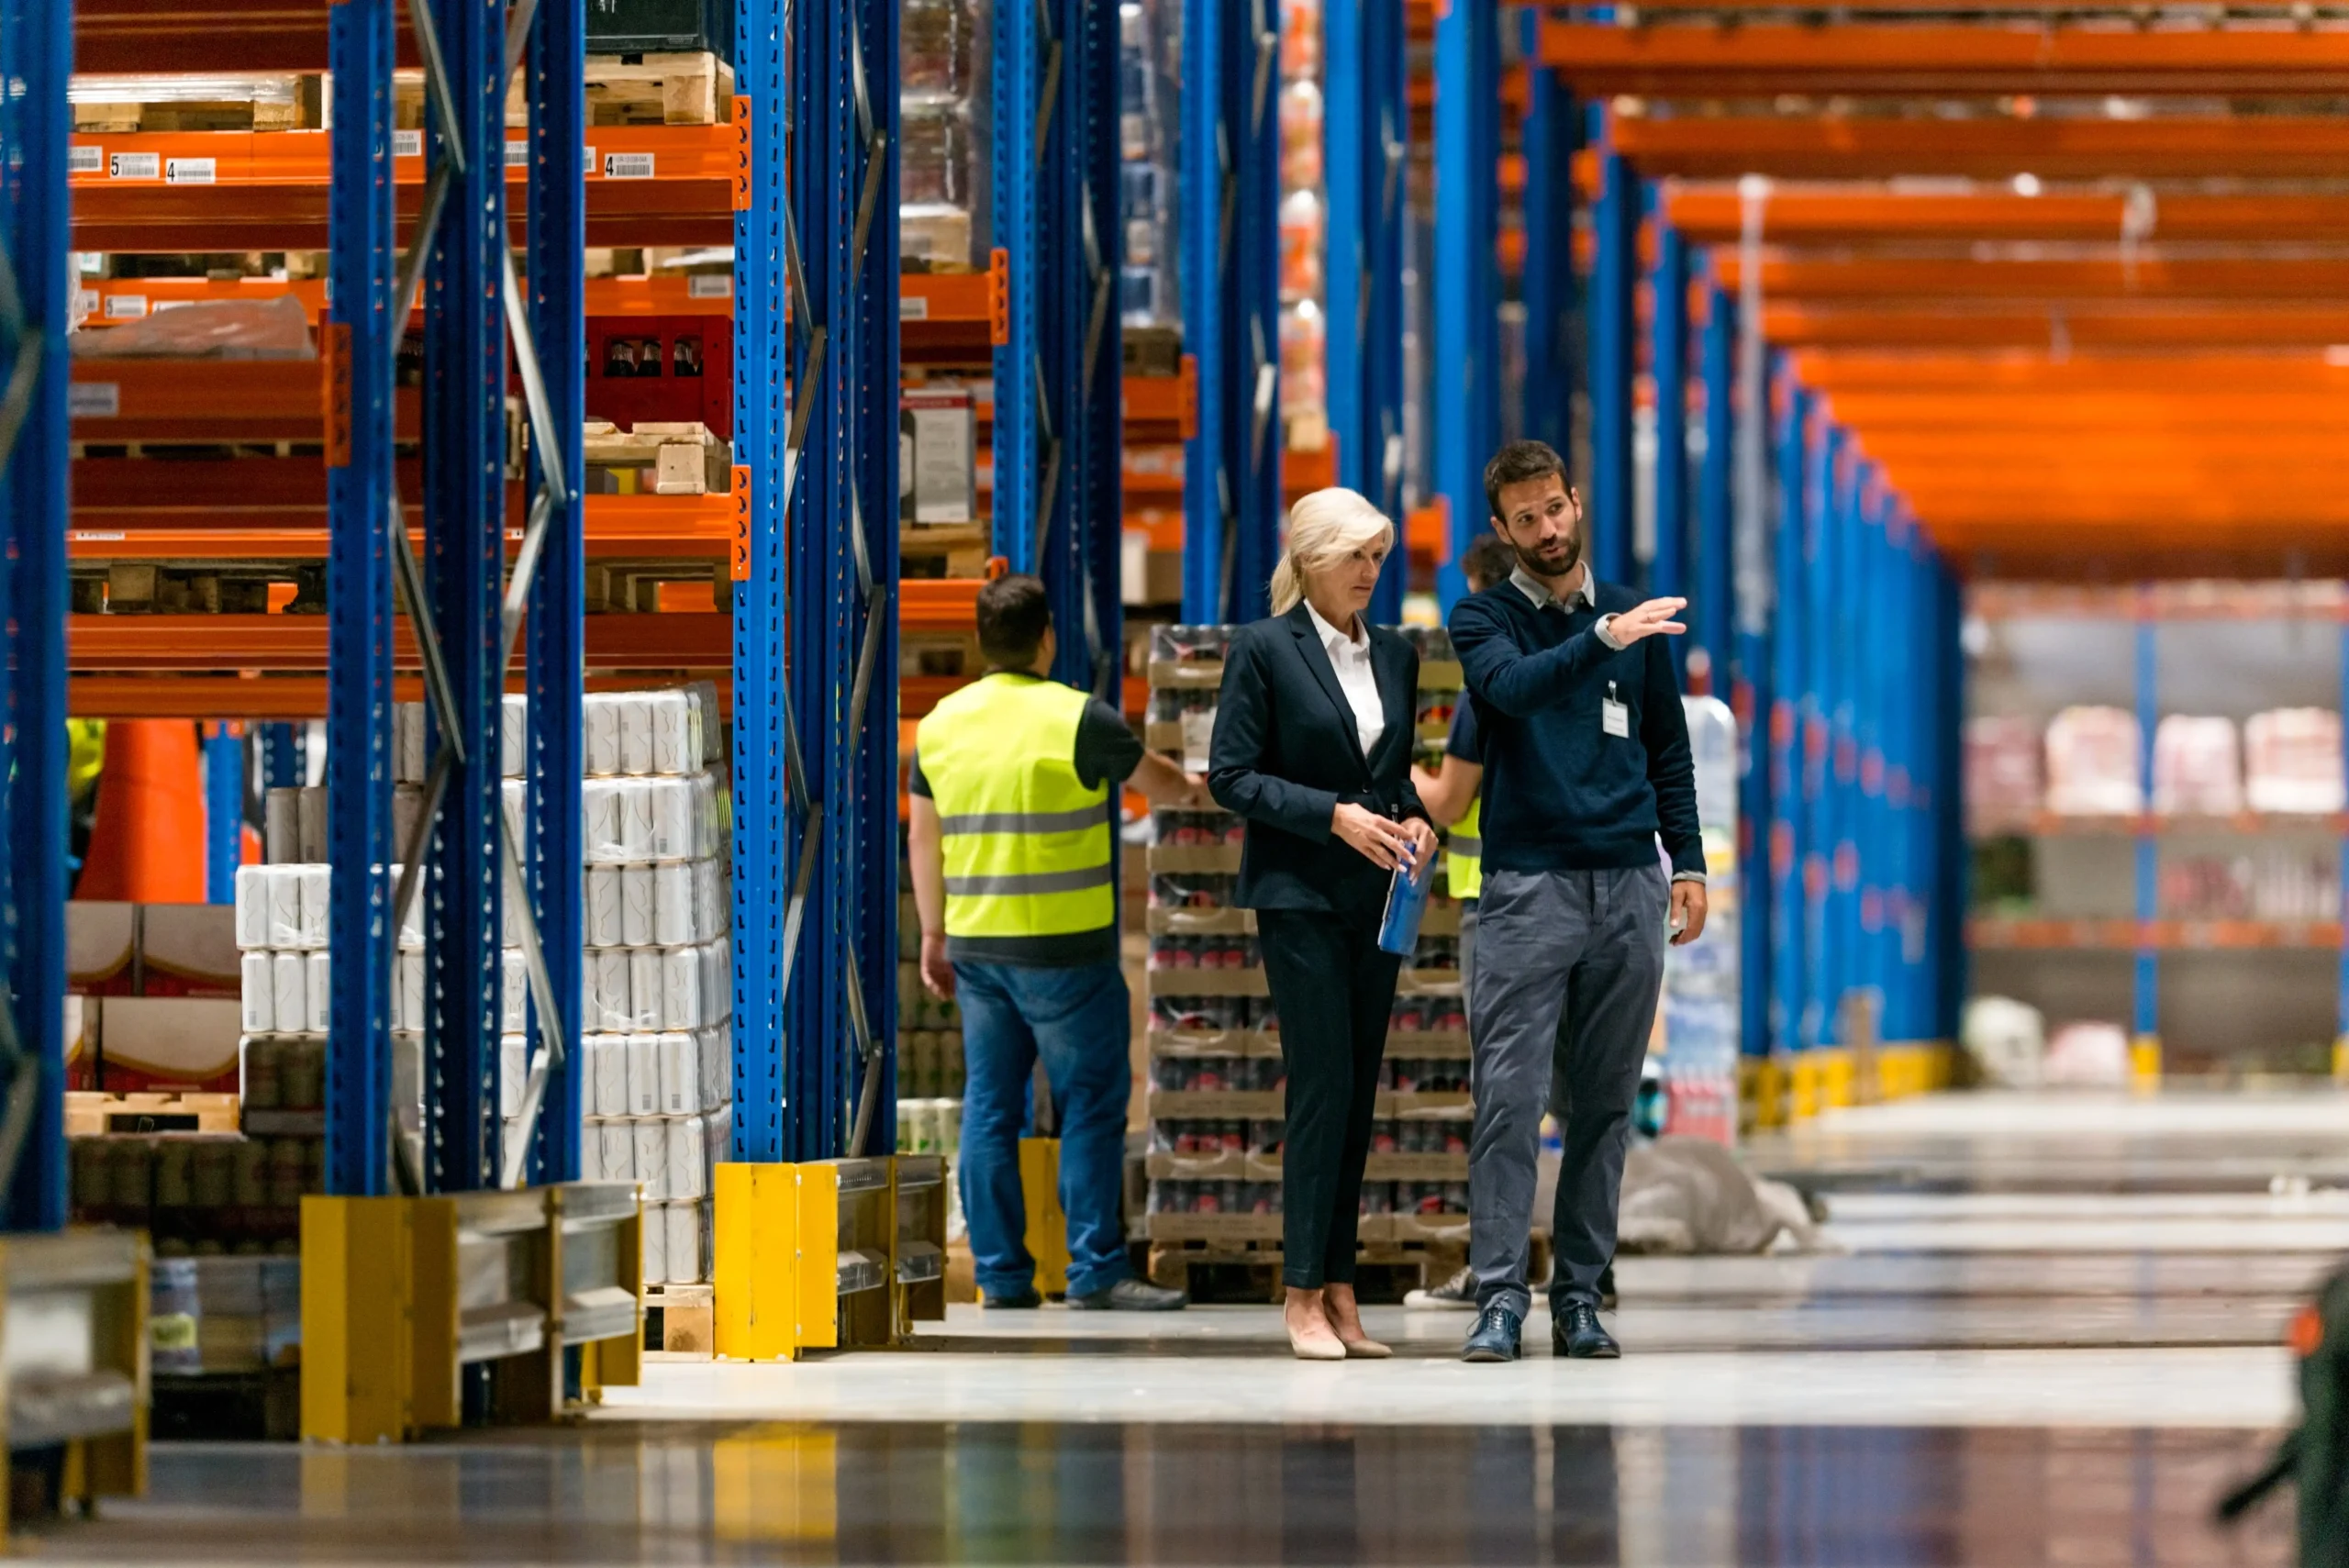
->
<box><xmin>1968</xmin><ymin>917</ymin><xmax>2344</xmax><ymax>951</ymax></box>
<box><xmin>1760</xmin><ymin>303</ymin><xmax>2349</xmax><ymax>350</ymax></box>
<box><xmin>1542</xmin><ymin>20</ymin><xmax>2349</xmax><ymax>96</ymax></box>
<box><xmin>70</xmin><ymin>359</ymin><xmax>414</xmax><ymax>443</ymax></box>
<box><xmin>71</xmin><ymin>672</ymin><xmax>733</xmax><ymax>721</ymax></box>
<box><xmin>900</xmin><ymin>250</ymin><xmax>1011</xmax><ymax>359</ymax></box>
<box><xmin>1610</xmin><ymin>112</ymin><xmax>2349</xmax><ymax>183</ymax></box>
<box><xmin>1791</xmin><ymin>350</ymin><xmax>2349</xmax><ymax>394</ymax></box>
<box><xmin>67</xmin><ymin>490</ymin><xmax>736</xmax><ymax>561</ymax></box>
<box><xmin>76</xmin><ymin>1</ymin><xmax>416</xmax><ymax>73</ymax></box>
<box><xmin>1664</xmin><ymin>185</ymin><xmax>2349</xmax><ymax>246</ymax></box>
<box><xmin>71</xmin><ymin>126</ymin><xmax>739</xmax><ymax>250</ymax></box>
<box><xmin>70</xmin><ymin>611</ymin><xmax>732</xmax><ymax>673</ymax></box>
<box><xmin>1716</xmin><ymin>253</ymin><xmax>2349</xmax><ymax>304</ymax></box>
<box><xmin>902</xmin><ymin>579</ymin><xmax>985</xmax><ymax>633</ymax></box>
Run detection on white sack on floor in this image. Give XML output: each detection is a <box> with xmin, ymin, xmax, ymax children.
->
<box><xmin>1615</xmin><ymin>1136</ymin><xmax>1831</xmax><ymax>1256</ymax></box>
<box><xmin>1963</xmin><ymin>994</ymin><xmax>2046</xmax><ymax>1088</ymax></box>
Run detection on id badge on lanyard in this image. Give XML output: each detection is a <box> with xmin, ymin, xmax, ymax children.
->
<box><xmin>1601</xmin><ymin>679</ymin><xmax>1630</xmax><ymax>740</ymax></box>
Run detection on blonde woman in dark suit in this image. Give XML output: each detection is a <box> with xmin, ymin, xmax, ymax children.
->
<box><xmin>1208</xmin><ymin>488</ymin><xmax>1437</xmax><ymax>1360</ymax></box>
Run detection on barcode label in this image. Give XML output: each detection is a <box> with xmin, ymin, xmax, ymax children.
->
<box><xmin>395</xmin><ymin>129</ymin><xmax>423</xmax><ymax>159</ymax></box>
<box><xmin>899</xmin><ymin>295</ymin><xmax>930</xmax><ymax>320</ymax></box>
<box><xmin>604</xmin><ymin>151</ymin><xmax>654</xmax><ymax>180</ymax></box>
<box><xmin>164</xmin><ymin>157</ymin><xmax>217</xmax><ymax>184</ymax></box>
<box><xmin>104</xmin><ymin>295</ymin><xmax>147</xmax><ymax>319</ymax></box>
<box><xmin>107</xmin><ymin>152</ymin><xmax>160</xmax><ymax>180</ymax></box>
<box><xmin>69</xmin><ymin>146</ymin><xmax>103</xmax><ymax>174</ymax></box>
<box><xmin>72</xmin><ymin>531</ymin><xmax>127</xmax><ymax>542</ymax></box>
<box><xmin>686</xmin><ymin>274</ymin><xmax>733</xmax><ymax>299</ymax></box>
<box><xmin>70</xmin><ymin>383</ymin><xmax>121</xmax><ymax>418</ymax></box>
<box><xmin>72</xmin><ymin>289</ymin><xmax>99</xmax><ymax>317</ymax></box>
<box><xmin>504</xmin><ymin>139</ymin><xmax>529</xmax><ymax>169</ymax></box>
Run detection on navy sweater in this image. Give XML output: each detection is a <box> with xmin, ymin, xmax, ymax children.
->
<box><xmin>1446</xmin><ymin>576</ymin><xmax>1706</xmax><ymax>878</ymax></box>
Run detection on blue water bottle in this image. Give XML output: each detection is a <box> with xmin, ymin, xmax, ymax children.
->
<box><xmin>1377</xmin><ymin>844</ymin><xmax>1432</xmax><ymax>956</ymax></box>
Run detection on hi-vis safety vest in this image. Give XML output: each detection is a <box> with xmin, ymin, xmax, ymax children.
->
<box><xmin>1447</xmin><ymin>795</ymin><xmax>1483</xmax><ymax>903</ymax></box>
<box><xmin>916</xmin><ymin>673</ymin><xmax>1114</xmax><ymax>940</ymax></box>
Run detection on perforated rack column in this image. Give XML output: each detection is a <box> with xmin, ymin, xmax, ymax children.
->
<box><xmin>521</xmin><ymin>0</ymin><xmax>587</xmax><ymax>1183</ymax></box>
<box><xmin>995</xmin><ymin>0</ymin><xmax>1121</xmax><ymax>694</ymax></box>
<box><xmin>325</xmin><ymin>0</ymin><xmax>402</xmax><ymax>1198</ymax></box>
<box><xmin>1181</xmin><ymin>0</ymin><xmax>1280</xmax><ymax>624</ymax></box>
<box><xmin>0</xmin><ymin>0</ymin><xmax>72</xmax><ymax>1229</ymax></box>
<box><xmin>731</xmin><ymin>0</ymin><xmax>900</xmax><ymax>1162</ymax></box>
<box><xmin>1431</xmin><ymin>0</ymin><xmax>1497</xmax><ymax>610</ymax></box>
<box><xmin>1326</xmin><ymin>0</ymin><xmax>1407</xmax><ymax>623</ymax></box>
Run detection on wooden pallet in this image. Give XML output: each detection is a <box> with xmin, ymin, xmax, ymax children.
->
<box><xmin>74</xmin><ymin>72</ymin><xmax>321</xmax><ymax>134</ymax></box>
<box><xmin>1146</xmin><ymin>1235</ymin><xmax>1516</xmax><ymax>1305</ymax></box>
<box><xmin>900</xmin><ymin>525</ymin><xmax>991</xmax><ymax>580</ymax></box>
<box><xmin>584</xmin><ymin>53</ymin><xmax>735</xmax><ymax>127</ymax></box>
<box><xmin>642</xmin><ymin>1281</ymin><xmax>714</xmax><ymax>1362</ymax></box>
<box><xmin>394</xmin><ymin>53</ymin><xmax>733</xmax><ymax>131</ymax></box>
<box><xmin>66</xmin><ymin>1090</ymin><xmax>239</xmax><ymax>1138</ymax></box>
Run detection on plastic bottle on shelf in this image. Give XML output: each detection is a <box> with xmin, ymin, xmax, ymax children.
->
<box><xmin>1278</xmin><ymin>77</ymin><xmax>1324</xmax><ymax>193</ymax></box>
<box><xmin>1277</xmin><ymin>188</ymin><xmax>1325</xmax><ymax>305</ymax></box>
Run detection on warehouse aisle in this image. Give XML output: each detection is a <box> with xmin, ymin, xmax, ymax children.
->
<box><xmin>28</xmin><ymin>1090</ymin><xmax>2317</xmax><ymax>1565</ymax></box>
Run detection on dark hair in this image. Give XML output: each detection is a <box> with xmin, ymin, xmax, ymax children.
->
<box><xmin>976</xmin><ymin>573</ymin><xmax>1052</xmax><ymax>668</ymax></box>
<box><xmin>1484</xmin><ymin>439</ymin><xmax>1572</xmax><ymax>523</ymax></box>
<box><xmin>1461</xmin><ymin>533</ymin><xmax>1516</xmax><ymax>593</ymax></box>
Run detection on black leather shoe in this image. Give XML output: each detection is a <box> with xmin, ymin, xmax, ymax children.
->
<box><xmin>1461</xmin><ymin>1305</ymin><xmax>1523</xmax><ymax>1362</ymax></box>
<box><xmin>983</xmin><ymin>1286</ymin><xmax>1042</xmax><ymax>1309</ymax></box>
<box><xmin>1067</xmin><ymin>1278</ymin><xmax>1187</xmax><ymax>1311</ymax></box>
<box><xmin>1553</xmin><ymin>1302</ymin><xmax>1620</xmax><ymax>1359</ymax></box>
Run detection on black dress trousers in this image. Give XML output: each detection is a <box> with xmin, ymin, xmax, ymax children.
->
<box><xmin>1258</xmin><ymin>906</ymin><xmax>1403</xmax><ymax>1288</ymax></box>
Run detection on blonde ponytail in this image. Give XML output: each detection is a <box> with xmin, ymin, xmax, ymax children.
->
<box><xmin>1268</xmin><ymin>487</ymin><xmax>1394</xmax><ymax>618</ymax></box>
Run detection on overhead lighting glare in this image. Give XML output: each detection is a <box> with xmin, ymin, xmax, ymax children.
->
<box><xmin>2011</xmin><ymin>172</ymin><xmax>2043</xmax><ymax>198</ymax></box>
<box><xmin>2325</xmin><ymin>345</ymin><xmax>2349</xmax><ymax>367</ymax></box>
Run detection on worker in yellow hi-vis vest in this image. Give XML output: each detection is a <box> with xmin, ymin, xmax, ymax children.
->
<box><xmin>1405</xmin><ymin>531</ymin><xmax>1610</xmax><ymax>1311</ymax></box>
<box><xmin>908</xmin><ymin>574</ymin><xmax>1204</xmax><ymax>1311</ymax></box>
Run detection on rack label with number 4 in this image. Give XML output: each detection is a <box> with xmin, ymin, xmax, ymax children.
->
<box><xmin>604</xmin><ymin>152</ymin><xmax>655</xmax><ymax>180</ymax></box>
<box><xmin>165</xmin><ymin>158</ymin><xmax>216</xmax><ymax>184</ymax></box>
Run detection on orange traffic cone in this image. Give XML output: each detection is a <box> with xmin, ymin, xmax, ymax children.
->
<box><xmin>76</xmin><ymin>719</ymin><xmax>207</xmax><ymax>904</ymax></box>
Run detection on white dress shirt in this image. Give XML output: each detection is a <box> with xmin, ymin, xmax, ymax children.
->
<box><xmin>1304</xmin><ymin>600</ymin><xmax>1386</xmax><ymax>757</ymax></box>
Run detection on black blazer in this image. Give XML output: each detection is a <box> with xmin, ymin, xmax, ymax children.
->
<box><xmin>1208</xmin><ymin>603</ymin><xmax>1428</xmax><ymax>915</ymax></box>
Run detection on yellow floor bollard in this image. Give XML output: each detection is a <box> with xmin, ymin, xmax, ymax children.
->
<box><xmin>1019</xmin><ymin>1138</ymin><xmax>1069</xmax><ymax>1297</ymax></box>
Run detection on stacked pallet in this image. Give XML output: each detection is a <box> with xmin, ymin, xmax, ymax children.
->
<box><xmin>1137</xmin><ymin>625</ymin><xmax>1476</xmax><ymax>1283</ymax></box>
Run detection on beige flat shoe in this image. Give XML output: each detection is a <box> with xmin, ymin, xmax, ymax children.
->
<box><xmin>1338</xmin><ymin>1336</ymin><xmax>1393</xmax><ymax>1360</ymax></box>
<box><xmin>1287</xmin><ymin>1322</ymin><xmax>1346</xmax><ymax>1361</ymax></box>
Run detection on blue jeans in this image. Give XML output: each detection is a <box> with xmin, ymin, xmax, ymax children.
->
<box><xmin>953</xmin><ymin>960</ymin><xmax>1133</xmax><ymax>1299</ymax></box>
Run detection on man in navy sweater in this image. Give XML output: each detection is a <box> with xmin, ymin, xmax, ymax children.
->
<box><xmin>1446</xmin><ymin>439</ymin><xmax>1708</xmax><ymax>1363</ymax></box>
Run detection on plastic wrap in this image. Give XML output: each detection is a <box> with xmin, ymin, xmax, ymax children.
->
<box><xmin>2043</xmin><ymin>706</ymin><xmax>2143</xmax><ymax>816</ymax></box>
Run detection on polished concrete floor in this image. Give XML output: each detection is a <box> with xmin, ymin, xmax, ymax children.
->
<box><xmin>23</xmin><ymin>1090</ymin><xmax>2324</xmax><ymax>1565</ymax></box>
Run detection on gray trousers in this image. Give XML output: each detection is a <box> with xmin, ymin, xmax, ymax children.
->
<box><xmin>1467</xmin><ymin>864</ymin><xmax>1668</xmax><ymax>1319</ymax></box>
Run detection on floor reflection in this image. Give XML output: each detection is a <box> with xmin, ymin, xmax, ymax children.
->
<box><xmin>25</xmin><ymin>1421</ymin><xmax>2290</xmax><ymax>1566</ymax></box>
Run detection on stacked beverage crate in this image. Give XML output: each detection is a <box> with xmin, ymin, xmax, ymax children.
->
<box><xmin>573</xmin><ymin>687</ymin><xmax>734</xmax><ymax>1287</ymax></box>
<box><xmin>1139</xmin><ymin>626</ymin><xmax>1475</xmax><ymax>1263</ymax></box>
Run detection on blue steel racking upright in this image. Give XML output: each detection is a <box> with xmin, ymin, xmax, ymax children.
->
<box><xmin>1181</xmin><ymin>0</ymin><xmax>1281</xmax><ymax>624</ymax></box>
<box><xmin>325</xmin><ymin>0</ymin><xmax>587</xmax><ymax>1196</ymax></box>
<box><xmin>1431</xmin><ymin>0</ymin><xmax>1498</xmax><ymax>608</ymax></box>
<box><xmin>995</xmin><ymin>0</ymin><xmax>1121</xmax><ymax>693</ymax></box>
<box><xmin>1325</xmin><ymin>0</ymin><xmax>1408</xmax><ymax>622</ymax></box>
<box><xmin>730</xmin><ymin>0</ymin><xmax>900</xmax><ymax>1162</ymax></box>
<box><xmin>0</xmin><ymin>0</ymin><xmax>72</xmax><ymax>1230</ymax></box>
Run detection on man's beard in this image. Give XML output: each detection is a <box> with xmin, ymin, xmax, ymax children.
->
<box><xmin>1512</xmin><ymin>525</ymin><xmax>1581</xmax><ymax>581</ymax></box>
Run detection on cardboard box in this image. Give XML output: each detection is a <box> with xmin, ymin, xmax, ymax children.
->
<box><xmin>899</xmin><ymin>389</ymin><xmax>976</xmax><ymax>526</ymax></box>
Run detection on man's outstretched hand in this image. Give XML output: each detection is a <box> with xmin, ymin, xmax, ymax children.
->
<box><xmin>1608</xmin><ymin>597</ymin><xmax>1688</xmax><ymax>648</ymax></box>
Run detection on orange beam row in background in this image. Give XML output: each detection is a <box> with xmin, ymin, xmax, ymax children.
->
<box><xmin>1664</xmin><ymin>184</ymin><xmax>2349</xmax><ymax>246</ymax></box>
<box><xmin>1609</xmin><ymin>113</ymin><xmax>2349</xmax><ymax>182</ymax></box>
<box><xmin>1713</xmin><ymin>253</ymin><xmax>2349</xmax><ymax>303</ymax></box>
<box><xmin>1541</xmin><ymin>20</ymin><xmax>2349</xmax><ymax>96</ymax></box>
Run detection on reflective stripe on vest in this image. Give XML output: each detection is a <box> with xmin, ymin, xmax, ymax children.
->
<box><xmin>915</xmin><ymin>673</ymin><xmax>1114</xmax><ymax>940</ymax></box>
<box><xmin>1447</xmin><ymin>795</ymin><xmax>1482</xmax><ymax>902</ymax></box>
